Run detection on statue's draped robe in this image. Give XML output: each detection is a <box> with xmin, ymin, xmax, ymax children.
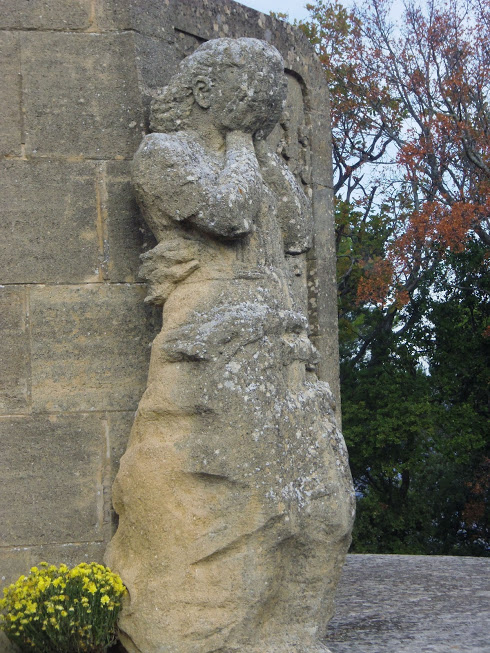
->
<box><xmin>106</xmin><ymin>94</ymin><xmax>354</xmax><ymax>653</ymax></box>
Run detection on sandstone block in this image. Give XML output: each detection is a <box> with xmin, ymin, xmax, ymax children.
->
<box><xmin>0</xmin><ymin>414</ymin><xmax>105</xmax><ymax>547</ymax></box>
<box><xmin>0</xmin><ymin>542</ymin><xmax>109</xmax><ymax>591</ymax></box>
<box><xmin>0</xmin><ymin>286</ymin><xmax>30</xmax><ymax>414</ymax></box>
<box><xmin>106</xmin><ymin>411</ymin><xmax>135</xmax><ymax>535</ymax></box>
<box><xmin>0</xmin><ymin>32</ymin><xmax>22</xmax><ymax>156</ymax></box>
<box><xmin>132</xmin><ymin>32</ymin><xmax>201</xmax><ymax>100</ymax></box>
<box><xmin>0</xmin><ymin>0</ymin><xmax>92</xmax><ymax>30</ymax></box>
<box><xmin>124</xmin><ymin>0</ymin><xmax>176</xmax><ymax>41</ymax></box>
<box><xmin>95</xmin><ymin>0</ymin><xmax>132</xmax><ymax>31</ymax></box>
<box><xmin>311</xmin><ymin>334</ymin><xmax>341</xmax><ymax>409</ymax></box>
<box><xmin>26</xmin><ymin>541</ymin><xmax>108</xmax><ymax>573</ymax></box>
<box><xmin>0</xmin><ymin>548</ymin><xmax>30</xmax><ymax>588</ymax></box>
<box><xmin>165</xmin><ymin>0</ymin><xmax>269</xmax><ymax>41</ymax></box>
<box><xmin>310</xmin><ymin>184</ymin><xmax>334</xmax><ymax>256</ymax></box>
<box><xmin>309</xmin><ymin>110</ymin><xmax>334</xmax><ymax>186</ymax></box>
<box><xmin>107</xmin><ymin>411</ymin><xmax>134</xmax><ymax>484</ymax></box>
<box><xmin>22</xmin><ymin>32</ymin><xmax>143</xmax><ymax>158</ymax></box>
<box><xmin>0</xmin><ymin>160</ymin><xmax>99</xmax><ymax>284</ymax></box>
<box><xmin>30</xmin><ymin>285</ymin><xmax>160</xmax><ymax>413</ymax></box>
<box><xmin>105</xmin><ymin>161</ymin><xmax>156</xmax><ymax>282</ymax></box>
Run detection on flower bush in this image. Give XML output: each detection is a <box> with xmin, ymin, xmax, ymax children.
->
<box><xmin>0</xmin><ymin>562</ymin><xmax>127</xmax><ymax>652</ymax></box>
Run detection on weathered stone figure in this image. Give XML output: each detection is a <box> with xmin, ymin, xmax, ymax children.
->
<box><xmin>105</xmin><ymin>38</ymin><xmax>354</xmax><ymax>653</ymax></box>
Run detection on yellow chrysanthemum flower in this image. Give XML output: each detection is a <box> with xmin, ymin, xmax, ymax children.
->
<box><xmin>1</xmin><ymin>561</ymin><xmax>126</xmax><ymax>651</ymax></box>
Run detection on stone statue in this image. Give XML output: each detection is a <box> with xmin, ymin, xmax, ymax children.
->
<box><xmin>105</xmin><ymin>38</ymin><xmax>355</xmax><ymax>653</ymax></box>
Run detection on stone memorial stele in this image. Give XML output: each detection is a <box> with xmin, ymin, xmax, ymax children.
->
<box><xmin>105</xmin><ymin>37</ymin><xmax>355</xmax><ymax>653</ymax></box>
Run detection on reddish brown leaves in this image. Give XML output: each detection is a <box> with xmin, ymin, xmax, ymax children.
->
<box><xmin>304</xmin><ymin>0</ymin><xmax>490</xmax><ymax>307</ymax></box>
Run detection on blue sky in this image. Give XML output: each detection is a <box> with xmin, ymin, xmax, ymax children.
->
<box><xmin>237</xmin><ymin>0</ymin><xmax>312</xmax><ymax>23</ymax></box>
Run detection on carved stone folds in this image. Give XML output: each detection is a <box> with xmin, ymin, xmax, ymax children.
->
<box><xmin>105</xmin><ymin>38</ymin><xmax>354</xmax><ymax>653</ymax></box>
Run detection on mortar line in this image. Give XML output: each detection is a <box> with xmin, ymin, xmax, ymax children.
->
<box><xmin>104</xmin><ymin>413</ymin><xmax>114</xmax><ymax>540</ymax></box>
<box><xmin>2</xmin><ymin>154</ymin><xmax>134</xmax><ymax>162</ymax></box>
<box><xmin>95</xmin><ymin>162</ymin><xmax>110</xmax><ymax>282</ymax></box>
<box><xmin>24</xmin><ymin>285</ymin><xmax>32</xmax><ymax>412</ymax></box>
<box><xmin>17</xmin><ymin>31</ymin><xmax>28</xmax><ymax>160</ymax></box>
<box><xmin>95</xmin><ymin>413</ymin><xmax>109</xmax><ymax>539</ymax></box>
<box><xmin>0</xmin><ymin>281</ymin><xmax>146</xmax><ymax>287</ymax></box>
<box><xmin>88</xmin><ymin>0</ymin><xmax>97</xmax><ymax>31</ymax></box>
<box><xmin>0</xmin><ymin>409</ymin><xmax>137</xmax><ymax>418</ymax></box>
<box><xmin>0</xmin><ymin>540</ymin><xmax>105</xmax><ymax>551</ymax></box>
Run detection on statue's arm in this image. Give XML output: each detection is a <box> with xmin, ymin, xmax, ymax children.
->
<box><xmin>255</xmin><ymin>139</ymin><xmax>312</xmax><ymax>254</ymax></box>
<box><xmin>190</xmin><ymin>131</ymin><xmax>263</xmax><ymax>238</ymax></box>
<box><xmin>132</xmin><ymin>132</ymin><xmax>262</xmax><ymax>240</ymax></box>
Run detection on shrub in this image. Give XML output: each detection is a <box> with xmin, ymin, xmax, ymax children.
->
<box><xmin>0</xmin><ymin>562</ymin><xmax>127</xmax><ymax>653</ymax></box>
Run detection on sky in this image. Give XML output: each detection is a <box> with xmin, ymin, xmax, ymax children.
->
<box><xmin>236</xmin><ymin>0</ymin><xmax>312</xmax><ymax>23</ymax></box>
<box><xmin>236</xmin><ymin>0</ymin><xmax>405</xmax><ymax>24</ymax></box>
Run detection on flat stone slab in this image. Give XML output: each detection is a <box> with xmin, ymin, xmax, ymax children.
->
<box><xmin>324</xmin><ymin>554</ymin><xmax>490</xmax><ymax>652</ymax></box>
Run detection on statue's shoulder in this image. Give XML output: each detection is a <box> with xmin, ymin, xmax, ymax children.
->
<box><xmin>133</xmin><ymin>132</ymin><xmax>202</xmax><ymax>170</ymax></box>
<box><xmin>131</xmin><ymin>132</ymin><xmax>211</xmax><ymax>224</ymax></box>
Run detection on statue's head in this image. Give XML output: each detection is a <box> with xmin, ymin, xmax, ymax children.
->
<box><xmin>150</xmin><ymin>38</ymin><xmax>287</xmax><ymax>138</ymax></box>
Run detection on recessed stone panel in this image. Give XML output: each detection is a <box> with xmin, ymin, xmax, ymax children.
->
<box><xmin>0</xmin><ymin>286</ymin><xmax>30</xmax><ymax>414</ymax></box>
<box><xmin>108</xmin><ymin>411</ymin><xmax>133</xmax><ymax>483</ymax></box>
<box><xmin>132</xmin><ymin>31</ymin><xmax>206</xmax><ymax>99</ymax></box>
<box><xmin>107</xmin><ymin>410</ymin><xmax>134</xmax><ymax>533</ymax></box>
<box><xmin>30</xmin><ymin>285</ymin><xmax>160</xmax><ymax>413</ymax></box>
<box><xmin>0</xmin><ymin>0</ymin><xmax>92</xmax><ymax>30</ymax></box>
<box><xmin>310</xmin><ymin>184</ymin><xmax>335</xmax><ymax>261</ymax></box>
<box><xmin>95</xmin><ymin>0</ymin><xmax>132</xmax><ymax>31</ymax></box>
<box><xmin>105</xmin><ymin>161</ymin><xmax>157</xmax><ymax>282</ymax></box>
<box><xmin>311</xmin><ymin>334</ymin><xmax>341</xmax><ymax>406</ymax></box>
<box><xmin>309</xmin><ymin>109</ymin><xmax>333</xmax><ymax>186</ymax></box>
<box><xmin>0</xmin><ymin>32</ymin><xmax>22</xmax><ymax>156</ymax></box>
<box><xmin>22</xmin><ymin>32</ymin><xmax>144</xmax><ymax>158</ymax></box>
<box><xmin>0</xmin><ymin>160</ymin><xmax>99</xmax><ymax>284</ymax></box>
<box><xmin>0</xmin><ymin>414</ymin><xmax>105</xmax><ymax>547</ymax></box>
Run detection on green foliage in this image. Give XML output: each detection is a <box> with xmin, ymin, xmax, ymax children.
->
<box><xmin>0</xmin><ymin>562</ymin><xmax>127</xmax><ymax>652</ymax></box>
<box><xmin>302</xmin><ymin>0</ymin><xmax>490</xmax><ymax>555</ymax></box>
<box><xmin>340</xmin><ymin>235</ymin><xmax>489</xmax><ymax>555</ymax></box>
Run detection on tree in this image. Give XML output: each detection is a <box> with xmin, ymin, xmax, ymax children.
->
<box><xmin>300</xmin><ymin>0</ymin><xmax>490</xmax><ymax>553</ymax></box>
<box><xmin>341</xmin><ymin>242</ymin><xmax>489</xmax><ymax>555</ymax></box>
<box><xmin>303</xmin><ymin>0</ymin><xmax>489</xmax><ymax>304</ymax></box>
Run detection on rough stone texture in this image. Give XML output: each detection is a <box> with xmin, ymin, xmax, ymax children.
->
<box><xmin>0</xmin><ymin>31</ymin><xmax>21</xmax><ymax>157</ymax></box>
<box><xmin>95</xmin><ymin>0</ymin><xmax>133</xmax><ymax>31</ymax></box>
<box><xmin>1</xmin><ymin>160</ymin><xmax>99</xmax><ymax>284</ymax></box>
<box><xmin>0</xmin><ymin>0</ymin><xmax>93</xmax><ymax>30</ymax></box>
<box><xmin>107</xmin><ymin>411</ymin><xmax>134</xmax><ymax>481</ymax></box>
<box><xmin>105</xmin><ymin>161</ymin><xmax>157</xmax><ymax>282</ymax></box>
<box><xmin>0</xmin><ymin>542</ymin><xmax>109</xmax><ymax>590</ymax></box>
<box><xmin>0</xmin><ymin>287</ymin><xmax>29</xmax><ymax>414</ymax></box>
<box><xmin>324</xmin><ymin>554</ymin><xmax>490</xmax><ymax>653</ymax></box>
<box><xmin>30</xmin><ymin>284</ymin><xmax>158</xmax><ymax>412</ymax></box>
<box><xmin>105</xmin><ymin>38</ymin><xmax>354</xmax><ymax>653</ymax></box>
<box><xmin>0</xmin><ymin>413</ymin><xmax>105</xmax><ymax>547</ymax></box>
<box><xmin>21</xmin><ymin>31</ymin><xmax>144</xmax><ymax>158</ymax></box>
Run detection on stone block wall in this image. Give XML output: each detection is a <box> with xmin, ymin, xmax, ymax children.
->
<box><xmin>0</xmin><ymin>1</ymin><xmax>162</xmax><ymax>596</ymax></box>
<box><xmin>0</xmin><ymin>0</ymin><xmax>336</xmax><ymax>605</ymax></box>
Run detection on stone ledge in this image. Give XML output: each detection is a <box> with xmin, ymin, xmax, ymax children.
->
<box><xmin>324</xmin><ymin>554</ymin><xmax>490</xmax><ymax>653</ymax></box>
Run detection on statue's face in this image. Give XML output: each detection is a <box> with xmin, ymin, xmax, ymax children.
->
<box><xmin>210</xmin><ymin>60</ymin><xmax>286</xmax><ymax>136</ymax></box>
